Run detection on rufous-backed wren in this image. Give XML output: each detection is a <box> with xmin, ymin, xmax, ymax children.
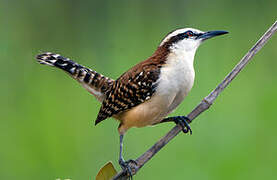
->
<box><xmin>36</xmin><ymin>28</ymin><xmax>228</xmax><ymax>176</ymax></box>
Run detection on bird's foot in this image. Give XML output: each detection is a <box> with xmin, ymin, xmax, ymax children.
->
<box><xmin>119</xmin><ymin>158</ymin><xmax>137</xmax><ymax>179</ymax></box>
<box><xmin>173</xmin><ymin>116</ymin><xmax>192</xmax><ymax>135</ymax></box>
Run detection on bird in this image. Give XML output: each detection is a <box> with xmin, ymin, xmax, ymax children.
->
<box><xmin>36</xmin><ymin>28</ymin><xmax>228</xmax><ymax>176</ymax></box>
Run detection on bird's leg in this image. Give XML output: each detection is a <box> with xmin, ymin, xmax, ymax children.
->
<box><xmin>118</xmin><ymin>134</ymin><xmax>137</xmax><ymax>179</ymax></box>
<box><xmin>159</xmin><ymin>116</ymin><xmax>192</xmax><ymax>134</ymax></box>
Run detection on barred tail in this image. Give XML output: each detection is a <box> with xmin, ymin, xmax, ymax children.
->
<box><xmin>36</xmin><ymin>52</ymin><xmax>114</xmax><ymax>102</ymax></box>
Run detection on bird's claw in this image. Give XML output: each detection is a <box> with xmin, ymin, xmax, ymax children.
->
<box><xmin>174</xmin><ymin>116</ymin><xmax>192</xmax><ymax>135</ymax></box>
<box><xmin>126</xmin><ymin>159</ymin><xmax>138</xmax><ymax>166</ymax></box>
<box><xmin>119</xmin><ymin>159</ymin><xmax>137</xmax><ymax>179</ymax></box>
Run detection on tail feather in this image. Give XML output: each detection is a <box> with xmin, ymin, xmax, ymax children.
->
<box><xmin>36</xmin><ymin>52</ymin><xmax>114</xmax><ymax>102</ymax></box>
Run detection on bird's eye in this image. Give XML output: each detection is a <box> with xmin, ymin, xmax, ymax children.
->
<box><xmin>186</xmin><ymin>31</ymin><xmax>193</xmax><ymax>37</ymax></box>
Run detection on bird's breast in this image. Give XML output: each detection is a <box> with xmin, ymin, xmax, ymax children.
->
<box><xmin>157</xmin><ymin>53</ymin><xmax>195</xmax><ymax>100</ymax></box>
<box><xmin>116</xmin><ymin>54</ymin><xmax>195</xmax><ymax>134</ymax></box>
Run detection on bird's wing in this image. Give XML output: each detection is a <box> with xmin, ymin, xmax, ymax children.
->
<box><xmin>95</xmin><ymin>62</ymin><xmax>163</xmax><ymax>125</ymax></box>
<box><xmin>36</xmin><ymin>52</ymin><xmax>114</xmax><ymax>102</ymax></box>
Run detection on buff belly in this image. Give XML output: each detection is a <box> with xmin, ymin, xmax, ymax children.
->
<box><xmin>115</xmin><ymin>92</ymin><xmax>176</xmax><ymax>134</ymax></box>
<box><xmin>116</xmin><ymin>85</ymin><xmax>191</xmax><ymax>134</ymax></box>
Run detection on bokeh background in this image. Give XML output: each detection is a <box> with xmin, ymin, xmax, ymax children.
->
<box><xmin>0</xmin><ymin>0</ymin><xmax>276</xmax><ymax>179</ymax></box>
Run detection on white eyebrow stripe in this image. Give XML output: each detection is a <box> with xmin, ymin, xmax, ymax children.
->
<box><xmin>159</xmin><ymin>28</ymin><xmax>203</xmax><ymax>46</ymax></box>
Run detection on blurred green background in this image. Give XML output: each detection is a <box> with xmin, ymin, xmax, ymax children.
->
<box><xmin>0</xmin><ymin>0</ymin><xmax>276</xmax><ymax>179</ymax></box>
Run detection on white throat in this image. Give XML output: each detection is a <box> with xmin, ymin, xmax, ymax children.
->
<box><xmin>168</xmin><ymin>37</ymin><xmax>201</xmax><ymax>68</ymax></box>
<box><xmin>169</xmin><ymin>44</ymin><xmax>197</xmax><ymax>67</ymax></box>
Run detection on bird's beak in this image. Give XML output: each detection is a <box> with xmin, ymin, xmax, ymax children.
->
<box><xmin>197</xmin><ymin>30</ymin><xmax>229</xmax><ymax>40</ymax></box>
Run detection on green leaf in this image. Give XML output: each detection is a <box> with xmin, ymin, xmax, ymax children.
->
<box><xmin>96</xmin><ymin>161</ymin><xmax>117</xmax><ymax>180</ymax></box>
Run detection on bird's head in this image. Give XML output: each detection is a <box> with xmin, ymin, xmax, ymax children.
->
<box><xmin>159</xmin><ymin>28</ymin><xmax>228</xmax><ymax>54</ymax></box>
